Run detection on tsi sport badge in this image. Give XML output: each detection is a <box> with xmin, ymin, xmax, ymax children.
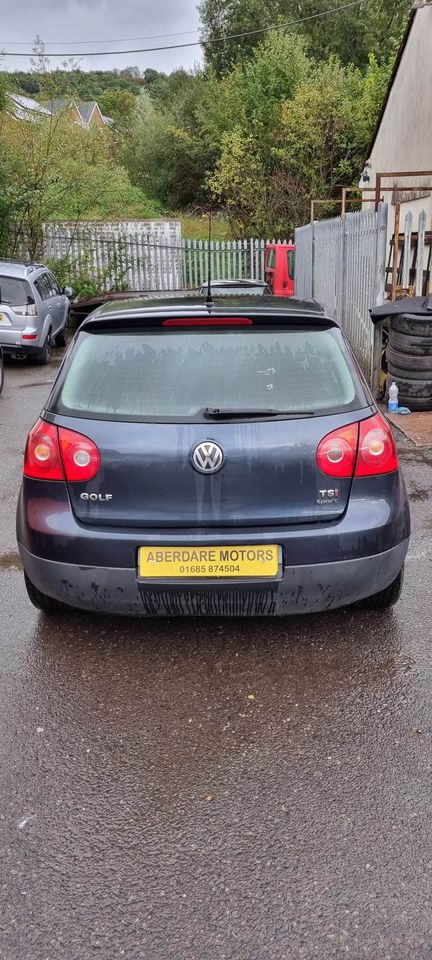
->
<box><xmin>80</xmin><ymin>492</ymin><xmax>113</xmax><ymax>502</ymax></box>
<box><xmin>316</xmin><ymin>488</ymin><xmax>339</xmax><ymax>505</ymax></box>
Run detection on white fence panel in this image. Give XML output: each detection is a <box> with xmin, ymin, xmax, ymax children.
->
<box><xmin>43</xmin><ymin>220</ymin><xmax>183</xmax><ymax>292</ymax></box>
<box><xmin>43</xmin><ymin>225</ymin><xmax>292</xmax><ymax>293</ymax></box>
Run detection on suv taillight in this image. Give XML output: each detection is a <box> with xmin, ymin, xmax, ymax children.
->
<box><xmin>317</xmin><ymin>413</ymin><xmax>398</xmax><ymax>479</ymax></box>
<box><xmin>13</xmin><ymin>303</ymin><xmax>37</xmax><ymax>317</ymax></box>
<box><xmin>24</xmin><ymin>420</ymin><xmax>101</xmax><ymax>482</ymax></box>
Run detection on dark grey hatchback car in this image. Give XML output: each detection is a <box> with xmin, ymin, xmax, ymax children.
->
<box><xmin>17</xmin><ymin>296</ymin><xmax>410</xmax><ymax>617</ymax></box>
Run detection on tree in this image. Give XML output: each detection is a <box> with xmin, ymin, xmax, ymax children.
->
<box><xmin>125</xmin><ymin>93</ymin><xmax>211</xmax><ymax>208</ymax></box>
<box><xmin>199</xmin><ymin>0</ymin><xmax>277</xmax><ymax>75</ymax></box>
<box><xmin>199</xmin><ymin>0</ymin><xmax>412</xmax><ymax>74</ymax></box>
<box><xmin>98</xmin><ymin>89</ymin><xmax>136</xmax><ymax>129</ymax></box>
<box><xmin>207</xmin><ymin>51</ymin><xmax>391</xmax><ymax>235</ymax></box>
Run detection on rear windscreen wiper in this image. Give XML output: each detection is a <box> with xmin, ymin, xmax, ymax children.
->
<box><xmin>202</xmin><ymin>407</ymin><xmax>315</xmax><ymax>419</ymax></box>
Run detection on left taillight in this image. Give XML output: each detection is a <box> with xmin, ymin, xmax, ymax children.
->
<box><xmin>24</xmin><ymin>421</ymin><xmax>101</xmax><ymax>482</ymax></box>
<box><xmin>24</xmin><ymin>419</ymin><xmax>64</xmax><ymax>480</ymax></box>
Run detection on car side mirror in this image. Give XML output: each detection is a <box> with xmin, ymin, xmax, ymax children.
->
<box><xmin>63</xmin><ymin>285</ymin><xmax>74</xmax><ymax>298</ymax></box>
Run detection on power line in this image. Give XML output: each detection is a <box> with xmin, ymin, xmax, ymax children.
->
<box><xmin>2</xmin><ymin>30</ymin><xmax>202</xmax><ymax>47</ymax></box>
<box><xmin>1</xmin><ymin>0</ymin><xmax>368</xmax><ymax>58</ymax></box>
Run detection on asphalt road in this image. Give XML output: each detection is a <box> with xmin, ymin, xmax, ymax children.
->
<box><xmin>1</xmin><ymin>353</ymin><xmax>432</xmax><ymax>960</ymax></box>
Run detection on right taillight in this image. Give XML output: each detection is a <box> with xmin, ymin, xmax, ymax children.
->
<box><xmin>317</xmin><ymin>413</ymin><xmax>398</xmax><ymax>480</ymax></box>
<box><xmin>355</xmin><ymin>412</ymin><xmax>398</xmax><ymax>477</ymax></box>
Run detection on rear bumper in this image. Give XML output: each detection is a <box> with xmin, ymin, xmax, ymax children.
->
<box><xmin>19</xmin><ymin>540</ymin><xmax>409</xmax><ymax>616</ymax></box>
<box><xmin>1</xmin><ymin>328</ymin><xmax>43</xmax><ymax>355</ymax></box>
<box><xmin>17</xmin><ymin>470</ymin><xmax>411</xmax><ymax>616</ymax></box>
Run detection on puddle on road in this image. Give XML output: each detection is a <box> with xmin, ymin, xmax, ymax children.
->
<box><xmin>0</xmin><ymin>551</ymin><xmax>23</xmax><ymax>571</ymax></box>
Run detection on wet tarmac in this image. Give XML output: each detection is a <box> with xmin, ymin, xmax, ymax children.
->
<box><xmin>1</xmin><ymin>354</ymin><xmax>432</xmax><ymax>959</ymax></box>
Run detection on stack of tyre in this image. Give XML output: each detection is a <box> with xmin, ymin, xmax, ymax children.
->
<box><xmin>387</xmin><ymin>312</ymin><xmax>432</xmax><ymax>411</ymax></box>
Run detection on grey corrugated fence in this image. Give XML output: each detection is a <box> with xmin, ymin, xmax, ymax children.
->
<box><xmin>295</xmin><ymin>204</ymin><xmax>388</xmax><ymax>389</ymax></box>
<box><xmin>42</xmin><ymin>223</ymin><xmax>288</xmax><ymax>291</ymax></box>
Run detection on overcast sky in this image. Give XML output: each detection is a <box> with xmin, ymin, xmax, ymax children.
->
<box><xmin>1</xmin><ymin>0</ymin><xmax>203</xmax><ymax>75</ymax></box>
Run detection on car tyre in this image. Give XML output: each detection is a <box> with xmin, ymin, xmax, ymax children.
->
<box><xmin>387</xmin><ymin>369</ymin><xmax>432</xmax><ymax>409</ymax></box>
<box><xmin>355</xmin><ymin>567</ymin><xmax>404</xmax><ymax>610</ymax></box>
<box><xmin>35</xmin><ymin>332</ymin><xmax>52</xmax><ymax>365</ymax></box>
<box><xmin>390</xmin><ymin>330</ymin><xmax>432</xmax><ymax>356</ymax></box>
<box><xmin>391</xmin><ymin>314</ymin><xmax>432</xmax><ymax>338</ymax></box>
<box><xmin>55</xmin><ymin>313</ymin><xmax>69</xmax><ymax>348</ymax></box>
<box><xmin>24</xmin><ymin>572</ymin><xmax>72</xmax><ymax>613</ymax></box>
<box><xmin>387</xmin><ymin>344</ymin><xmax>432</xmax><ymax>374</ymax></box>
<box><xmin>0</xmin><ymin>352</ymin><xmax>4</xmax><ymax>394</ymax></box>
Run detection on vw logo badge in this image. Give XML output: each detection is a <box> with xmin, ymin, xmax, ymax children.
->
<box><xmin>192</xmin><ymin>440</ymin><xmax>224</xmax><ymax>475</ymax></box>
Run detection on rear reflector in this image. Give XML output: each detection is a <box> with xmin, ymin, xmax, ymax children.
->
<box><xmin>163</xmin><ymin>318</ymin><xmax>253</xmax><ymax>327</ymax></box>
<box><xmin>22</xmin><ymin>334</ymin><xmax>38</xmax><ymax>341</ymax></box>
<box><xmin>24</xmin><ymin>420</ymin><xmax>101</xmax><ymax>482</ymax></box>
<box><xmin>317</xmin><ymin>413</ymin><xmax>398</xmax><ymax>479</ymax></box>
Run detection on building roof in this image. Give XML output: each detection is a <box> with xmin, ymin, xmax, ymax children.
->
<box><xmin>8</xmin><ymin>92</ymin><xmax>52</xmax><ymax>121</ymax></box>
<box><xmin>45</xmin><ymin>98</ymin><xmax>112</xmax><ymax>127</ymax></box>
<box><xmin>78</xmin><ymin>101</ymin><xmax>98</xmax><ymax>124</ymax></box>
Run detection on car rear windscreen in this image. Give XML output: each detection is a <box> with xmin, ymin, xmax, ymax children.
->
<box><xmin>0</xmin><ymin>277</ymin><xmax>33</xmax><ymax>306</ymax></box>
<box><xmin>55</xmin><ymin>326</ymin><xmax>365</xmax><ymax>420</ymax></box>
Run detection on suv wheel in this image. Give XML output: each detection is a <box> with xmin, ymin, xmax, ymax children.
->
<box><xmin>0</xmin><ymin>352</ymin><xmax>4</xmax><ymax>394</ymax></box>
<box><xmin>24</xmin><ymin>572</ymin><xmax>72</xmax><ymax>613</ymax></box>
<box><xmin>355</xmin><ymin>568</ymin><xmax>404</xmax><ymax>610</ymax></box>
<box><xmin>55</xmin><ymin>312</ymin><xmax>69</xmax><ymax>348</ymax></box>
<box><xmin>35</xmin><ymin>332</ymin><xmax>52</xmax><ymax>365</ymax></box>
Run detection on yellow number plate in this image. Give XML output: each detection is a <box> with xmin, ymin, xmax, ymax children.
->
<box><xmin>138</xmin><ymin>545</ymin><xmax>280</xmax><ymax>579</ymax></box>
<box><xmin>0</xmin><ymin>313</ymin><xmax>11</xmax><ymax>325</ymax></box>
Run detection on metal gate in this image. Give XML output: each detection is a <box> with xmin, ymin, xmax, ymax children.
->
<box><xmin>295</xmin><ymin>204</ymin><xmax>388</xmax><ymax>389</ymax></box>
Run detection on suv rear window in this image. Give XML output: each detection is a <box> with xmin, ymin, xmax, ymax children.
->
<box><xmin>0</xmin><ymin>276</ymin><xmax>33</xmax><ymax>306</ymax></box>
<box><xmin>54</xmin><ymin>326</ymin><xmax>365</xmax><ymax>421</ymax></box>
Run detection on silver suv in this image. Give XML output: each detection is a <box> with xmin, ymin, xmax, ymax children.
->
<box><xmin>0</xmin><ymin>261</ymin><xmax>72</xmax><ymax>364</ymax></box>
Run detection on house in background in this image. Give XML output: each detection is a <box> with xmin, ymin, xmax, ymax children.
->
<box><xmin>7</xmin><ymin>93</ymin><xmax>113</xmax><ymax>129</ymax></box>
<box><xmin>360</xmin><ymin>0</ymin><xmax>432</xmax><ymax>235</ymax></box>
<box><xmin>47</xmin><ymin>99</ymin><xmax>113</xmax><ymax>128</ymax></box>
<box><xmin>7</xmin><ymin>93</ymin><xmax>52</xmax><ymax>122</ymax></box>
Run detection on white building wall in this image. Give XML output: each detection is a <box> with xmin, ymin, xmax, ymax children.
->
<box><xmin>363</xmin><ymin>4</ymin><xmax>432</xmax><ymax>241</ymax></box>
